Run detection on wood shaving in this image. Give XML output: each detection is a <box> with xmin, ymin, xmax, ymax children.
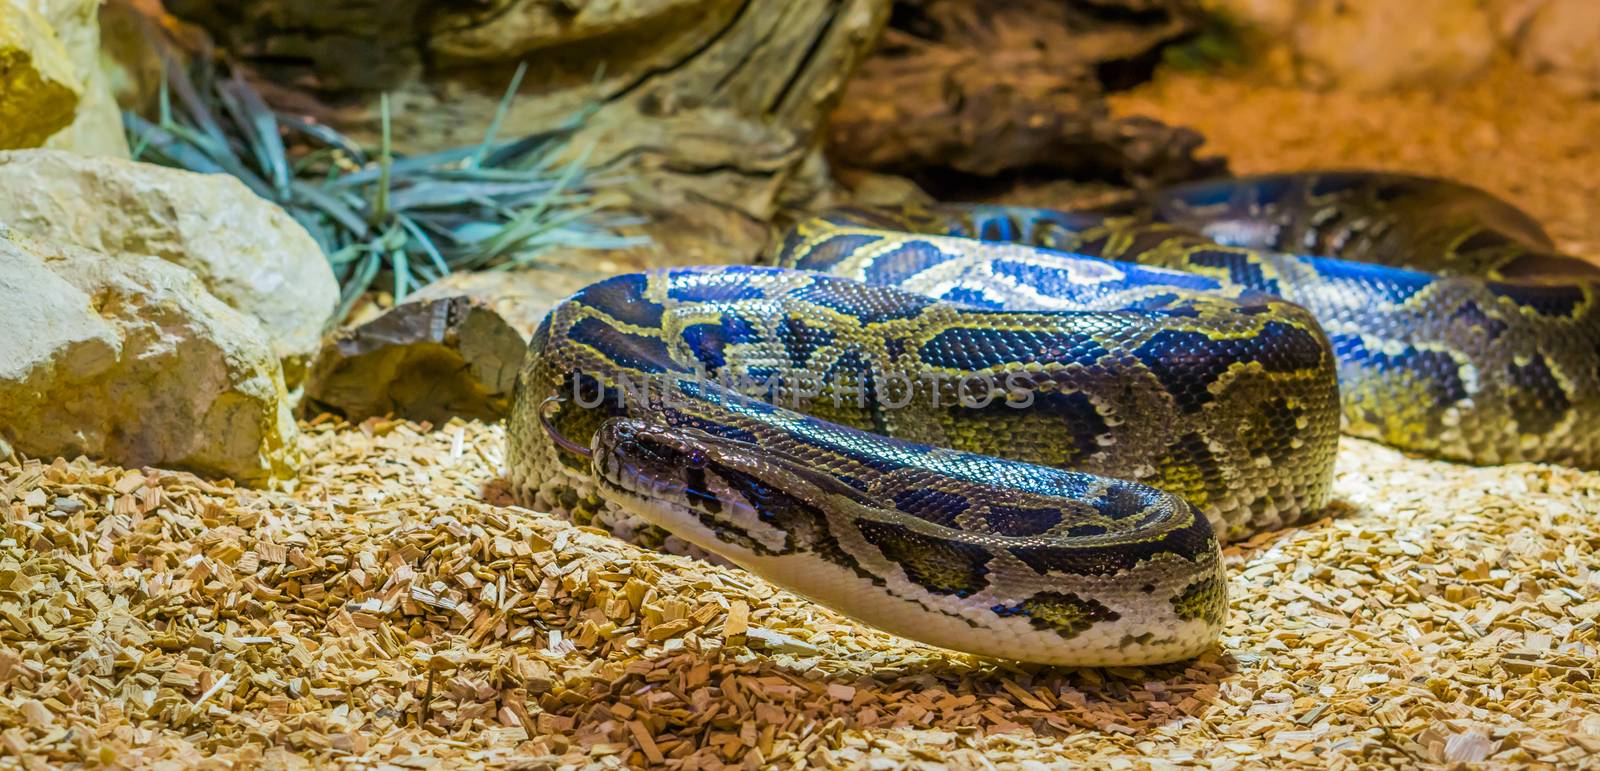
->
<box><xmin>1</xmin><ymin>415</ymin><xmax>1596</xmax><ymax>768</ymax></box>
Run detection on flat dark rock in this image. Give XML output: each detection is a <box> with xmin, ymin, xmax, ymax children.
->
<box><xmin>304</xmin><ymin>295</ymin><xmax>529</xmax><ymax>424</ymax></box>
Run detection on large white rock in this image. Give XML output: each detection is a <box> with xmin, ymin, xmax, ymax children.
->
<box><xmin>25</xmin><ymin>0</ymin><xmax>130</xmax><ymax>157</ymax></box>
<box><xmin>0</xmin><ymin>149</ymin><xmax>339</xmax><ymax>392</ymax></box>
<box><xmin>0</xmin><ymin>0</ymin><xmax>81</xmax><ymax>149</ymax></box>
<box><xmin>0</xmin><ymin>229</ymin><xmax>300</xmax><ymax>486</ymax></box>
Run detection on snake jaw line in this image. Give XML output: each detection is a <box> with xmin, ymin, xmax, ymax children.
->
<box><xmin>537</xmin><ymin>395</ymin><xmax>593</xmax><ymax>459</ymax></box>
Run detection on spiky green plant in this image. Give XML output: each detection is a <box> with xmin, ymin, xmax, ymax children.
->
<box><xmin>125</xmin><ymin>60</ymin><xmax>641</xmax><ymax>319</ymax></box>
<box><xmin>1162</xmin><ymin>8</ymin><xmax>1254</xmax><ymax>73</ymax></box>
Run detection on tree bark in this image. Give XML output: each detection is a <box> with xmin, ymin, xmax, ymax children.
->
<box><xmin>828</xmin><ymin>0</ymin><xmax>1225</xmax><ymax>194</ymax></box>
<box><xmin>164</xmin><ymin>0</ymin><xmax>893</xmax><ymax>266</ymax></box>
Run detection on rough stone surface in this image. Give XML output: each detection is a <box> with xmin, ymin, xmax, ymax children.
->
<box><xmin>28</xmin><ymin>0</ymin><xmax>132</xmax><ymax>157</ymax></box>
<box><xmin>0</xmin><ymin>0</ymin><xmax>81</xmax><ymax>149</ymax></box>
<box><xmin>0</xmin><ymin>229</ymin><xmax>299</xmax><ymax>486</ymax></box>
<box><xmin>0</xmin><ymin>149</ymin><xmax>339</xmax><ymax>391</ymax></box>
<box><xmin>1209</xmin><ymin>0</ymin><xmax>1500</xmax><ymax>91</ymax></box>
<box><xmin>1211</xmin><ymin>0</ymin><xmax>1600</xmax><ymax>96</ymax></box>
<box><xmin>1293</xmin><ymin>0</ymin><xmax>1496</xmax><ymax>91</ymax></box>
<box><xmin>304</xmin><ymin>250</ymin><xmax>624</xmax><ymax>423</ymax></box>
<box><xmin>304</xmin><ymin>295</ymin><xmax>528</xmax><ymax>424</ymax></box>
<box><xmin>828</xmin><ymin>0</ymin><xmax>1223</xmax><ymax>193</ymax></box>
<box><xmin>1516</xmin><ymin>0</ymin><xmax>1600</xmax><ymax>97</ymax></box>
<box><xmin>302</xmin><ymin>246</ymin><xmax>627</xmax><ymax>425</ymax></box>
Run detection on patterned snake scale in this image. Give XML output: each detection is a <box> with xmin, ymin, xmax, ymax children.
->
<box><xmin>506</xmin><ymin>171</ymin><xmax>1600</xmax><ymax>666</ymax></box>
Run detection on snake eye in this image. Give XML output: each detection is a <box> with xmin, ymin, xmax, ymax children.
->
<box><xmin>685</xmin><ymin>449</ymin><xmax>709</xmax><ymax>469</ymax></box>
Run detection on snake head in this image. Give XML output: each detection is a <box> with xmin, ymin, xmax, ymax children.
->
<box><xmin>592</xmin><ymin>417</ymin><xmax>1229</xmax><ymax>666</ymax></box>
<box><xmin>592</xmin><ymin>418</ymin><xmax>845</xmax><ymax>559</ymax></box>
<box><xmin>592</xmin><ymin>419</ymin><xmax>715</xmax><ymax>498</ymax></box>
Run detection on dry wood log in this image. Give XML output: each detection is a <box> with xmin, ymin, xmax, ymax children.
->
<box><xmin>829</xmin><ymin>0</ymin><xmax>1226</xmax><ymax>193</ymax></box>
<box><xmin>163</xmin><ymin>0</ymin><xmax>894</xmax><ymax>266</ymax></box>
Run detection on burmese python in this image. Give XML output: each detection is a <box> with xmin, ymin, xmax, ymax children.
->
<box><xmin>506</xmin><ymin>171</ymin><xmax>1600</xmax><ymax>666</ymax></box>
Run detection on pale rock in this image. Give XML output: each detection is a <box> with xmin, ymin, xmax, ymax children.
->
<box><xmin>1517</xmin><ymin>0</ymin><xmax>1600</xmax><ymax>97</ymax></box>
<box><xmin>1293</xmin><ymin>0</ymin><xmax>1496</xmax><ymax>91</ymax></box>
<box><xmin>0</xmin><ymin>229</ymin><xmax>299</xmax><ymax>486</ymax></box>
<box><xmin>0</xmin><ymin>149</ymin><xmax>339</xmax><ymax>392</ymax></box>
<box><xmin>0</xmin><ymin>0</ymin><xmax>81</xmax><ymax>149</ymax></box>
<box><xmin>26</xmin><ymin>0</ymin><xmax>132</xmax><ymax>157</ymax></box>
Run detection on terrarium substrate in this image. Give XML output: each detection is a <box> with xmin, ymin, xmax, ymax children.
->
<box><xmin>0</xmin><ymin>419</ymin><xmax>1596</xmax><ymax>768</ymax></box>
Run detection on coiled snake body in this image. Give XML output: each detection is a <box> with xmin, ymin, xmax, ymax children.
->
<box><xmin>507</xmin><ymin>172</ymin><xmax>1600</xmax><ymax>666</ymax></box>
